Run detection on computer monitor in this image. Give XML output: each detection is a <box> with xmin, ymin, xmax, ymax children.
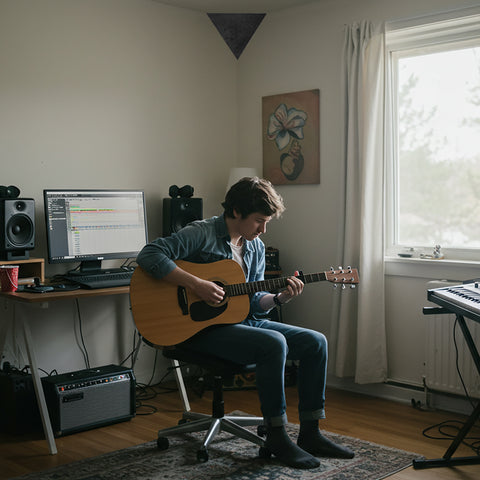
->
<box><xmin>44</xmin><ymin>189</ymin><xmax>148</xmax><ymax>274</ymax></box>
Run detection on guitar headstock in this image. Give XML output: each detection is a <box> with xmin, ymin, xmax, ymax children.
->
<box><xmin>325</xmin><ymin>266</ymin><xmax>359</xmax><ymax>287</ymax></box>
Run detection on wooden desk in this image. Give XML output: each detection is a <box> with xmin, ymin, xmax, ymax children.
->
<box><xmin>0</xmin><ymin>286</ymin><xmax>130</xmax><ymax>455</ymax></box>
<box><xmin>1</xmin><ymin>285</ymin><xmax>129</xmax><ymax>303</ymax></box>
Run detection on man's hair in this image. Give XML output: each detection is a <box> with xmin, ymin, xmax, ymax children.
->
<box><xmin>222</xmin><ymin>176</ymin><xmax>285</xmax><ymax>219</ymax></box>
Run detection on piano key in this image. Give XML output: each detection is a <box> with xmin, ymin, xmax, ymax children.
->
<box><xmin>431</xmin><ymin>283</ymin><xmax>480</xmax><ymax>318</ymax></box>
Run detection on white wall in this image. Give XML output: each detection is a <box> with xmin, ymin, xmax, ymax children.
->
<box><xmin>236</xmin><ymin>0</ymin><xmax>480</xmax><ymax>394</ymax></box>
<box><xmin>1</xmin><ymin>0</ymin><xmax>478</xmax><ymax>397</ymax></box>
<box><xmin>0</xmin><ymin>0</ymin><xmax>238</xmax><ymax>383</ymax></box>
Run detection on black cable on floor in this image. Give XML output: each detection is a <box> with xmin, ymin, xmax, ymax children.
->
<box><xmin>422</xmin><ymin>420</ymin><xmax>480</xmax><ymax>456</ymax></box>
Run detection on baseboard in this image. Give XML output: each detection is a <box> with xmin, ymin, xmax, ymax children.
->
<box><xmin>327</xmin><ymin>375</ymin><xmax>475</xmax><ymax>416</ymax></box>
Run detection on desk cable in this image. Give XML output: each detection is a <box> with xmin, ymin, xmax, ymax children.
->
<box><xmin>74</xmin><ymin>298</ymin><xmax>91</xmax><ymax>370</ymax></box>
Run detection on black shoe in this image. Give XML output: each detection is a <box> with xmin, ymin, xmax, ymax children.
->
<box><xmin>298</xmin><ymin>432</ymin><xmax>354</xmax><ymax>459</ymax></box>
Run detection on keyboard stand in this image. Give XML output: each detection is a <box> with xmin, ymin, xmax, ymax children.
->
<box><xmin>413</xmin><ymin>306</ymin><xmax>480</xmax><ymax>469</ymax></box>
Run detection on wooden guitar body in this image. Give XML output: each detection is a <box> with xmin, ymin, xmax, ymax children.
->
<box><xmin>130</xmin><ymin>260</ymin><xmax>250</xmax><ymax>347</ymax></box>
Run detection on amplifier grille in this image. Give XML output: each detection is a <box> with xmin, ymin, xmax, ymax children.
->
<box><xmin>59</xmin><ymin>377</ymin><xmax>132</xmax><ymax>431</ymax></box>
<box><xmin>42</xmin><ymin>364</ymin><xmax>135</xmax><ymax>436</ymax></box>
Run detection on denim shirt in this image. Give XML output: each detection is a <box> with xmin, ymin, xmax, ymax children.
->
<box><xmin>136</xmin><ymin>215</ymin><xmax>269</xmax><ymax>318</ymax></box>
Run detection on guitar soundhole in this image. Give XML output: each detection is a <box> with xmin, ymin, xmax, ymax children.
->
<box><xmin>190</xmin><ymin>300</ymin><xmax>228</xmax><ymax>322</ymax></box>
<box><xmin>190</xmin><ymin>281</ymin><xmax>228</xmax><ymax>322</ymax></box>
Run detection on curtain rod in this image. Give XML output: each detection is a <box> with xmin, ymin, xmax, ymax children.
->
<box><xmin>386</xmin><ymin>4</ymin><xmax>480</xmax><ymax>32</ymax></box>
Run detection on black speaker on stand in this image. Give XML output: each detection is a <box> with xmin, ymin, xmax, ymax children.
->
<box><xmin>162</xmin><ymin>185</ymin><xmax>203</xmax><ymax>237</ymax></box>
<box><xmin>0</xmin><ymin>198</ymin><xmax>35</xmax><ymax>261</ymax></box>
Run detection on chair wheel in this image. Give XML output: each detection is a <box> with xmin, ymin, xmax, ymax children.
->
<box><xmin>259</xmin><ymin>446</ymin><xmax>271</xmax><ymax>459</ymax></box>
<box><xmin>197</xmin><ymin>448</ymin><xmax>209</xmax><ymax>462</ymax></box>
<box><xmin>257</xmin><ymin>425</ymin><xmax>267</xmax><ymax>437</ymax></box>
<box><xmin>157</xmin><ymin>436</ymin><xmax>169</xmax><ymax>450</ymax></box>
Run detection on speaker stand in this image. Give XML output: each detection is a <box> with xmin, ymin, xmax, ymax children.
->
<box><xmin>2</xmin><ymin>250</ymin><xmax>30</xmax><ymax>261</ymax></box>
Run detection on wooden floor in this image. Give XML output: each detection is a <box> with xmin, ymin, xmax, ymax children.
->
<box><xmin>1</xmin><ymin>384</ymin><xmax>479</xmax><ymax>479</ymax></box>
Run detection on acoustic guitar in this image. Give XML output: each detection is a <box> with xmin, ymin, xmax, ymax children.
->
<box><xmin>130</xmin><ymin>259</ymin><xmax>359</xmax><ymax>347</ymax></box>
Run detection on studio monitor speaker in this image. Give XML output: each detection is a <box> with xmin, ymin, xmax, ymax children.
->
<box><xmin>163</xmin><ymin>197</ymin><xmax>203</xmax><ymax>236</ymax></box>
<box><xmin>0</xmin><ymin>198</ymin><xmax>35</xmax><ymax>261</ymax></box>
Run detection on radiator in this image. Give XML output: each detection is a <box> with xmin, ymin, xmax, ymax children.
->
<box><xmin>425</xmin><ymin>280</ymin><xmax>480</xmax><ymax>399</ymax></box>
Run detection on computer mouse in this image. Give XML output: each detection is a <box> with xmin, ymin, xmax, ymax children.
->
<box><xmin>25</xmin><ymin>285</ymin><xmax>55</xmax><ymax>293</ymax></box>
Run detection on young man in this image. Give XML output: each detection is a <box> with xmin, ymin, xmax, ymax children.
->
<box><xmin>136</xmin><ymin>177</ymin><xmax>354</xmax><ymax>469</ymax></box>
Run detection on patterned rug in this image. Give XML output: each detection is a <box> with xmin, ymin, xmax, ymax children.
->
<box><xmin>13</xmin><ymin>423</ymin><xmax>423</xmax><ymax>480</ymax></box>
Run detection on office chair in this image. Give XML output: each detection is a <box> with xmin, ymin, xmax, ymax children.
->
<box><xmin>128</xmin><ymin>265</ymin><xmax>267</xmax><ymax>462</ymax></box>
<box><xmin>157</xmin><ymin>345</ymin><xmax>267</xmax><ymax>462</ymax></box>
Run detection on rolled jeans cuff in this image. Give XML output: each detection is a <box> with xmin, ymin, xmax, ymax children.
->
<box><xmin>264</xmin><ymin>413</ymin><xmax>288</xmax><ymax>427</ymax></box>
<box><xmin>299</xmin><ymin>408</ymin><xmax>326</xmax><ymax>422</ymax></box>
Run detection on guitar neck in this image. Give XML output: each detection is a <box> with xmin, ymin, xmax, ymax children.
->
<box><xmin>225</xmin><ymin>272</ymin><xmax>328</xmax><ymax>297</ymax></box>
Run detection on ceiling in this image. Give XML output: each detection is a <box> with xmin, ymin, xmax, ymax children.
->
<box><xmin>151</xmin><ymin>0</ymin><xmax>318</xmax><ymax>14</ymax></box>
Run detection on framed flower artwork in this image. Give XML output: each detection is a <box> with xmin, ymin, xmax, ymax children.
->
<box><xmin>262</xmin><ymin>89</ymin><xmax>320</xmax><ymax>185</ymax></box>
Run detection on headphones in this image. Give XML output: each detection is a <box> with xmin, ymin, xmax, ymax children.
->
<box><xmin>0</xmin><ymin>185</ymin><xmax>20</xmax><ymax>199</ymax></box>
<box><xmin>168</xmin><ymin>185</ymin><xmax>194</xmax><ymax>198</ymax></box>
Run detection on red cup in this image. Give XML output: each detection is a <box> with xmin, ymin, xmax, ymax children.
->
<box><xmin>0</xmin><ymin>265</ymin><xmax>19</xmax><ymax>292</ymax></box>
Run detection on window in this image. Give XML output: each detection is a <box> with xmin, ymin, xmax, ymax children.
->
<box><xmin>386</xmin><ymin>11</ymin><xmax>480</xmax><ymax>261</ymax></box>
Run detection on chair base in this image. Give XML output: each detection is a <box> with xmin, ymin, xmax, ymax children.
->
<box><xmin>157</xmin><ymin>411</ymin><xmax>266</xmax><ymax>462</ymax></box>
<box><xmin>158</xmin><ymin>353</ymin><xmax>266</xmax><ymax>462</ymax></box>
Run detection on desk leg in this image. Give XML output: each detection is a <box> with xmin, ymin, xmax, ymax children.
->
<box><xmin>21</xmin><ymin>317</ymin><xmax>58</xmax><ymax>455</ymax></box>
<box><xmin>171</xmin><ymin>359</ymin><xmax>191</xmax><ymax>413</ymax></box>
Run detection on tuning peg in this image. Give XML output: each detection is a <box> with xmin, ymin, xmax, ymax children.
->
<box><xmin>350</xmin><ymin>285</ymin><xmax>356</xmax><ymax>289</ymax></box>
<box><xmin>330</xmin><ymin>266</ymin><xmax>335</xmax><ymax>272</ymax></box>
<box><xmin>347</xmin><ymin>265</ymin><xmax>352</xmax><ymax>271</ymax></box>
<box><xmin>333</xmin><ymin>284</ymin><xmax>338</xmax><ymax>289</ymax></box>
<box><xmin>341</xmin><ymin>284</ymin><xmax>346</xmax><ymax>290</ymax></box>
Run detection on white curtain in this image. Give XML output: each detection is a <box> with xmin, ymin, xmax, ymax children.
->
<box><xmin>329</xmin><ymin>21</ymin><xmax>387</xmax><ymax>384</ymax></box>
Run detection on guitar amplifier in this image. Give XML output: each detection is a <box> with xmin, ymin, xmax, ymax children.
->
<box><xmin>265</xmin><ymin>247</ymin><xmax>280</xmax><ymax>271</ymax></box>
<box><xmin>0</xmin><ymin>369</ymin><xmax>42</xmax><ymax>434</ymax></box>
<box><xmin>42</xmin><ymin>364</ymin><xmax>135</xmax><ymax>437</ymax></box>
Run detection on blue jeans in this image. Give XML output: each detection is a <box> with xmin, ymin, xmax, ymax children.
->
<box><xmin>182</xmin><ymin>318</ymin><xmax>328</xmax><ymax>427</ymax></box>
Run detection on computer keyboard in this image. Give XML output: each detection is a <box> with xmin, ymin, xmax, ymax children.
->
<box><xmin>64</xmin><ymin>270</ymin><xmax>134</xmax><ymax>289</ymax></box>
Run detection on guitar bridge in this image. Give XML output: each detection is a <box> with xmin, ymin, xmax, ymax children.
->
<box><xmin>177</xmin><ymin>286</ymin><xmax>189</xmax><ymax>315</ymax></box>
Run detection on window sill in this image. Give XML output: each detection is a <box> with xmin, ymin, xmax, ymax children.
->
<box><xmin>385</xmin><ymin>256</ymin><xmax>480</xmax><ymax>281</ymax></box>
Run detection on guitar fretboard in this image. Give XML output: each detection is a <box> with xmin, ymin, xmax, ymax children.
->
<box><xmin>225</xmin><ymin>272</ymin><xmax>328</xmax><ymax>297</ymax></box>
